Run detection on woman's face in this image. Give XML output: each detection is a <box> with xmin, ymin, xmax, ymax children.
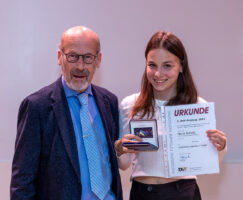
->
<box><xmin>146</xmin><ymin>48</ymin><xmax>182</xmax><ymax>100</ymax></box>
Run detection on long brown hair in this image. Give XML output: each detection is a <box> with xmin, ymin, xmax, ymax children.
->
<box><xmin>131</xmin><ymin>31</ymin><xmax>198</xmax><ymax>119</ymax></box>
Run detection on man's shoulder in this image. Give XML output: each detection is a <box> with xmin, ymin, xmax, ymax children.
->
<box><xmin>21</xmin><ymin>78</ymin><xmax>62</xmax><ymax>106</ymax></box>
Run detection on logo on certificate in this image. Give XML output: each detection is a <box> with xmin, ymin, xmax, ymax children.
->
<box><xmin>178</xmin><ymin>167</ymin><xmax>188</xmax><ymax>172</ymax></box>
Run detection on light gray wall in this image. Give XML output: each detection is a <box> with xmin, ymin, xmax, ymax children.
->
<box><xmin>1</xmin><ymin>0</ymin><xmax>243</xmax><ymax>199</ymax></box>
<box><xmin>0</xmin><ymin>0</ymin><xmax>242</xmax><ymax>166</ymax></box>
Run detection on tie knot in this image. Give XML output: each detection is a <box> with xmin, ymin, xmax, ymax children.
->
<box><xmin>78</xmin><ymin>93</ymin><xmax>88</xmax><ymax>105</ymax></box>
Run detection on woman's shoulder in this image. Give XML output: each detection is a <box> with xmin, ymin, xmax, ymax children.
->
<box><xmin>197</xmin><ymin>96</ymin><xmax>207</xmax><ymax>103</ymax></box>
<box><xmin>120</xmin><ymin>92</ymin><xmax>140</xmax><ymax>108</ymax></box>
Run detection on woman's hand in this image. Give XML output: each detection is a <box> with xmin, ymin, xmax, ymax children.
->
<box><xmin>207</xmin><ymin>129</ymin><xmax>227</xmax><ymax>151</ymax></box>
<box><xmin>115</xmin><ymin>134</ymin><xmax>143</xmax><ymax>157</ymax></box>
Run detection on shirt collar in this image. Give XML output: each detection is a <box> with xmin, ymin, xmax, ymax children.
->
<box><xmin>155</xmin><ymin>99</ymin><xmax>167</xmax><ymax>107</ymax></box>
<box><xmin>61</xmin><ymin>75</ymin><xmax>93</xmax><ymax>98</ymax></box>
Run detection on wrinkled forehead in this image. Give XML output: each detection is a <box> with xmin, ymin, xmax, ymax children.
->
<box><xmin>60</xmin><ymin>31</ymin><xmax>100</xmax><ymax>54</ymax></box>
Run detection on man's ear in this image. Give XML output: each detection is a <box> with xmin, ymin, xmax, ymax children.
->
<box><xmin>57</xmin><ymin>49</ymin><xmax>62</xmax><ymax>66</ymax></box>
<box><xmin>96</xmin><ymin>52</ymin><xmax>102</xmax><ymax>68</ymax></box>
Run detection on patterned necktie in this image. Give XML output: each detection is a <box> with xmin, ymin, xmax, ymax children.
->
<box><xmin>78</xmin><ymin>93</ymin><xmax>109</xmax><ymax>200</ymax></box>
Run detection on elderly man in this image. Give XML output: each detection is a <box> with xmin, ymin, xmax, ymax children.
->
<box><xmin>10</xmin><ymin>26</ymin><xmax>122</xmax><ymax>200</ymax></box>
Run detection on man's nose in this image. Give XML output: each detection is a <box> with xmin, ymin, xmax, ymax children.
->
<box><xmin>75</xmin><ymin>57</ymin><xmax>86</xmax><ymax>69</ymax></box>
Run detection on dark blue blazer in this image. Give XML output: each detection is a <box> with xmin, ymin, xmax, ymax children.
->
<box><xmin>10</xmin><ymin>77</ymin><xmax>123</xmax><ymax>200</ymax></box>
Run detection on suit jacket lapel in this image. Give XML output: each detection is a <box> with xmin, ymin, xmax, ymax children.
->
<box><xmin>51</xmin><ymin>78</ymin><xmax>80</xmax><ymax>180</ymax></box>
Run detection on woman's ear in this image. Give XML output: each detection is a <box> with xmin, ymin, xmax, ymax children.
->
<box><xmin>179</xmin><ymin>65</ymin><xmax>183</xmax><ymax>73</ymax></box>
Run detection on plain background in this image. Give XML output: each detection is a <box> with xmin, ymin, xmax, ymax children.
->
<box><xmin>0</xmin><ymin>0</ymin><xmax>242</xmax><ymax>199</ymax></box>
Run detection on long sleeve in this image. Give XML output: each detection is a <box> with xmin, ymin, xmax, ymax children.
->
<box><xmin>10</xmin><ymin>98</ymin><xmax>41</xmax><ymax>200</ymax></box>
<box><xmin>117</xmin><ymin>93</ymin><xmax>140</xmax><ymax>170</ymax></box>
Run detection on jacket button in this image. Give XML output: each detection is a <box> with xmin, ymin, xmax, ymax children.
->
<box><xmin>147</xmin><ymin>186</ymin><xmax>152</xmax><ymax>192</ymax></box>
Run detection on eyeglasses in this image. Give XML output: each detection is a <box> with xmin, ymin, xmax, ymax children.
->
<box><xmin>62</xmin><ymin>50</ymin><xmax>97</xmax><ymax>64</ymax></box>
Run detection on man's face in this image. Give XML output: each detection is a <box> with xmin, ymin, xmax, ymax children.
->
<box><xmin>58</xmin><ymin>34</ymin><xmax>101</xmax><ymax>92</ymax></box>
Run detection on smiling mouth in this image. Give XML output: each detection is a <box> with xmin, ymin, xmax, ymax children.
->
<box><xmin>73</xmin><ymin>75</ymin><xmax>86</xmax><ymax>78</ymax></box>
<box><xmin>71</xmin><ymin>69</ymin><xmax>89</xmax><ymax>80</ymax></box>
<box><xmin>72</xmin><ymin>74</ymin><xmax>88</xmax><ymax>80</ymax></box>
<box><xmin>154</xmin><ymin>79</ymin><xmax>167</xmax><ymax>84</ymax></box>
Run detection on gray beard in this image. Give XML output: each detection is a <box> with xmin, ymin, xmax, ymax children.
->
<box><xmin>67</xmin><ymin>79</ymin><xmax>89</xmax><ymax>92</ymax></box>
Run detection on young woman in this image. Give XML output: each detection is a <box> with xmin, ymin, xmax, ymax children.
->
<box><xmin>115</xmin><ymin>31</ymin><xmax>227</xmax><ymax>200</ymax></box>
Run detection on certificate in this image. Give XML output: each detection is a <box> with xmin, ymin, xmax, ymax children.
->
<box><xmin>122</xmin><ymin>119</ymin><xmax>159</xmax><ymax>151</ymax></box>
<box><xmin>164</xmin><ymin>103</ymin><xmax>219</xmax><ymax>177</ymax></box>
